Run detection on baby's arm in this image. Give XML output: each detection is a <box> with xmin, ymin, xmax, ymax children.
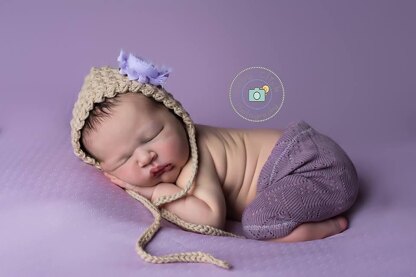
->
<box><xmin>152</xmin><ymin>182</ymin><xmax>225</xmax><ymax>229</ymax></box>
<box><xmin>103</xmin><ymin>171</ymin><xmax>218</xmax><ymax>228</ymax></box>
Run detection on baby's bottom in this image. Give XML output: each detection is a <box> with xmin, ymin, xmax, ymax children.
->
<box><xmin>241</xmin><ymin>120</ymin><xmax>359</xmax><ymax>240</ymax></box>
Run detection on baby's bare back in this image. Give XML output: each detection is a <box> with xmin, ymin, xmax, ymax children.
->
<box><xmin>189</xmin><ymin>124</ymin><xmax>283</xmax><ymax>221</ymax></box>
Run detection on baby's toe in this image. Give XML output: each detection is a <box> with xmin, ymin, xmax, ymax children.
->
<box><xmin>333</xmin><ymin>216</ymin><xmax>348</xmax><ymax>233</ymax></box>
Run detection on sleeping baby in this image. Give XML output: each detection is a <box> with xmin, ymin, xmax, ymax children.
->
<box><xmin>70</xmin><ymin>50</ymin><xmax>359</xmax><ymax>267</ymax></box>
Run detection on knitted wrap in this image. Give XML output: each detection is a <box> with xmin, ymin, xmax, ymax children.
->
<box><xmin>70</xmin><ymin>66</ymin><xmax>244</xmax><ymax>269</ymax></box>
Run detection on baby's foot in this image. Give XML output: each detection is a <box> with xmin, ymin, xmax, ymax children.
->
<box><xmin>266</xmin><ymin>216</ymin><xmax>348</xmax><ymax>243</ymax></box>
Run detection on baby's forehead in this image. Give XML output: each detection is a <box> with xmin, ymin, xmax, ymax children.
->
<box><xmin>106</xmin><ymin>94</ymin><xmax>174</xmax><ymax>127</ymax></box>
<box><xmin>117</xmin><ymin>92</ymin><xmax>162</xmax><ymax>110</ymax></box>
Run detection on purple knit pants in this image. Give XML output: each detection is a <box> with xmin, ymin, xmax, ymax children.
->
<box><xmin>241</xmin><ymin>120</ymin><xmax>359</xmax><ymax>240</ymax></box>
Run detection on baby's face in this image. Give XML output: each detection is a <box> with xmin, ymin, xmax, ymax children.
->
<box><xmin>84</xmin><ymin>93</ymin><xmax>190</xmax><ymax>189</ymax></box>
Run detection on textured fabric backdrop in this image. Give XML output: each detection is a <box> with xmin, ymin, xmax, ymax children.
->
<box><xmin>0</xmin><ymin>0</ymin><xmax>415</xmax><ymax>276</ymax></box>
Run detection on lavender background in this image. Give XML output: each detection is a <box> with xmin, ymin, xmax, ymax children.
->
<box><xmin>0</xmin><ymin>0</ymin><xmax>415</xmax><ymax>276</ymax></box>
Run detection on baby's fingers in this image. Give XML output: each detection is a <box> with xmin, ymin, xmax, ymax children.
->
<box><xmin>102</xmin><ymin>172</ymin><xmax>154</xmax><ymax>200</ymax></box>
<box><xmin>103</xmin><ymin>172</ymin><xmax>124</xmax><ymax>187</ymax></box>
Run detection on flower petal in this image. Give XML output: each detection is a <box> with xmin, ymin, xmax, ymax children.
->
<box><xmin>117</xmin><ymin>50</ymin><xmax>172</xmax><ymax>85</ymax></box>
<box><xmin>117</xmin><ymin>49</ymin><xmax>128</xmax><ymax>70</ymax></box>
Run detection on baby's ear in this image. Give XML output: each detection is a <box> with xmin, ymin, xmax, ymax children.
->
<box><xmin>103</xmin><ymin>172</ymin><xmax>125</xmax><ymax>188</ymax></box>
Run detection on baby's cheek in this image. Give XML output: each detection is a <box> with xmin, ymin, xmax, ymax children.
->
<box><xmin>116</xmin><ymin>166</ymin><xmax>137</xmax><ymax>185</ymax></box>
<box><xmin>160</xmin><ymin>137</ymin><xmax>188</xmax><ymax>163</ymax></box>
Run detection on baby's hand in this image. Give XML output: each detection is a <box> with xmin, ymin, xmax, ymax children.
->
<box><xmin>103</xmin><ymin>172</ymin><xmax>156</xmax><ymax>201</ymax></box>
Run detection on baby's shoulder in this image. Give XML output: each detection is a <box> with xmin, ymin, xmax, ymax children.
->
<box><xmin>175</xmin><ymin>126</ymin><xmax>225</xmax><ymax>212</ymax></box>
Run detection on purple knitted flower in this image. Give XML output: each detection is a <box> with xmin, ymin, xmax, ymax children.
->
<box><xmin>117</xmin><ymin>49</ymin><xmax>172</xmax><ymax>86</ymax></box>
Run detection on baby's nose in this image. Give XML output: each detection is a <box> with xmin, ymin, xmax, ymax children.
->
<box><xmin>138</xmin><ymin>151</ymin><xmax>157</xmax><ymax>167</ymax></box>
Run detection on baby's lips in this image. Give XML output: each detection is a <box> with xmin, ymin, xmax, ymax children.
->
<box><xmin>150</xmin><ymin>163</ymin><xmax>172</xmax><ymax>177</ymax></box>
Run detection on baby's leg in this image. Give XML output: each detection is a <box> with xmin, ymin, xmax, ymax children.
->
<box><xmin>265</xmin><ymin>216</ymin><xmax>348</xmax><ymax>243</ymax></box>
<box><xmin>241</xmin><ymin>120</ymin><xmax>359</xmax><ymax>240</ymax></box>
<box><xmin>241</xmin><ymin>173</ymin><xmax>355</xmax><ymax>240</ymax></box>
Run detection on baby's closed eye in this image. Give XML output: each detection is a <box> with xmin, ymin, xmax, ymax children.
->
<box><xmin>140</xmin><ymin>125</ymin><xmax>164</xmax><ymax>144</ymax></box>
<box><xmin>121</xmin><ymin>126</ymin><xmax>165</xmax><ymax>163</ymax></box>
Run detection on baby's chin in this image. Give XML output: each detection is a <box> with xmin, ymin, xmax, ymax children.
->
<box><xmin>158</xmin><ymin>164</ymin><xmax>181</xmax><ymax>184</ymax></box>
<box><xmin>132</xmin><ymin>174</ymin><xmax>177</xmax><ymax>188</ymax></box>
<box><xmin>159</xmin><ymin>171</ymin><xmax>178</xmax><ymax>184</ymax></box>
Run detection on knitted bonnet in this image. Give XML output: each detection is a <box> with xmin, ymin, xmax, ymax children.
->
<box><xmin>70</xmin><ymin>50</ymin><xmax>243</xmax><ymax>269</ymax></box>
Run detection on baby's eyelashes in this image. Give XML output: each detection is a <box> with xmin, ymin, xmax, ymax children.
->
<box><xmin>134</xmin><ymin>127</ymin><xmax>164</xmax><ymax>150</ymax></box>
<box><xmin>141</xmin><ymin>136</ymin><xmax>154</xmax><ymax>144</ymax></box>
<box><xmin>113</xmin><ymin>126</ymin><xmax>164</xmax><ymax>169</ymax></box>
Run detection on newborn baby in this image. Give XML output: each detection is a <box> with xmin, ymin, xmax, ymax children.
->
<box><xmin>71</xmin><ymin>53</ymin><xmax>360</xmax><ymax>267</ymax></box>
<box><xmin>80</xmin><ymin>91</ymin><xmax>359</xmax><ymax>243</ymax></box>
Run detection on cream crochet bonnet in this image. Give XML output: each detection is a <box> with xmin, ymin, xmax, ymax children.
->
<box><xmin>70</xmin><ymin>50</ymin><xmax>244</xmax><ymax>269</ymax></box>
